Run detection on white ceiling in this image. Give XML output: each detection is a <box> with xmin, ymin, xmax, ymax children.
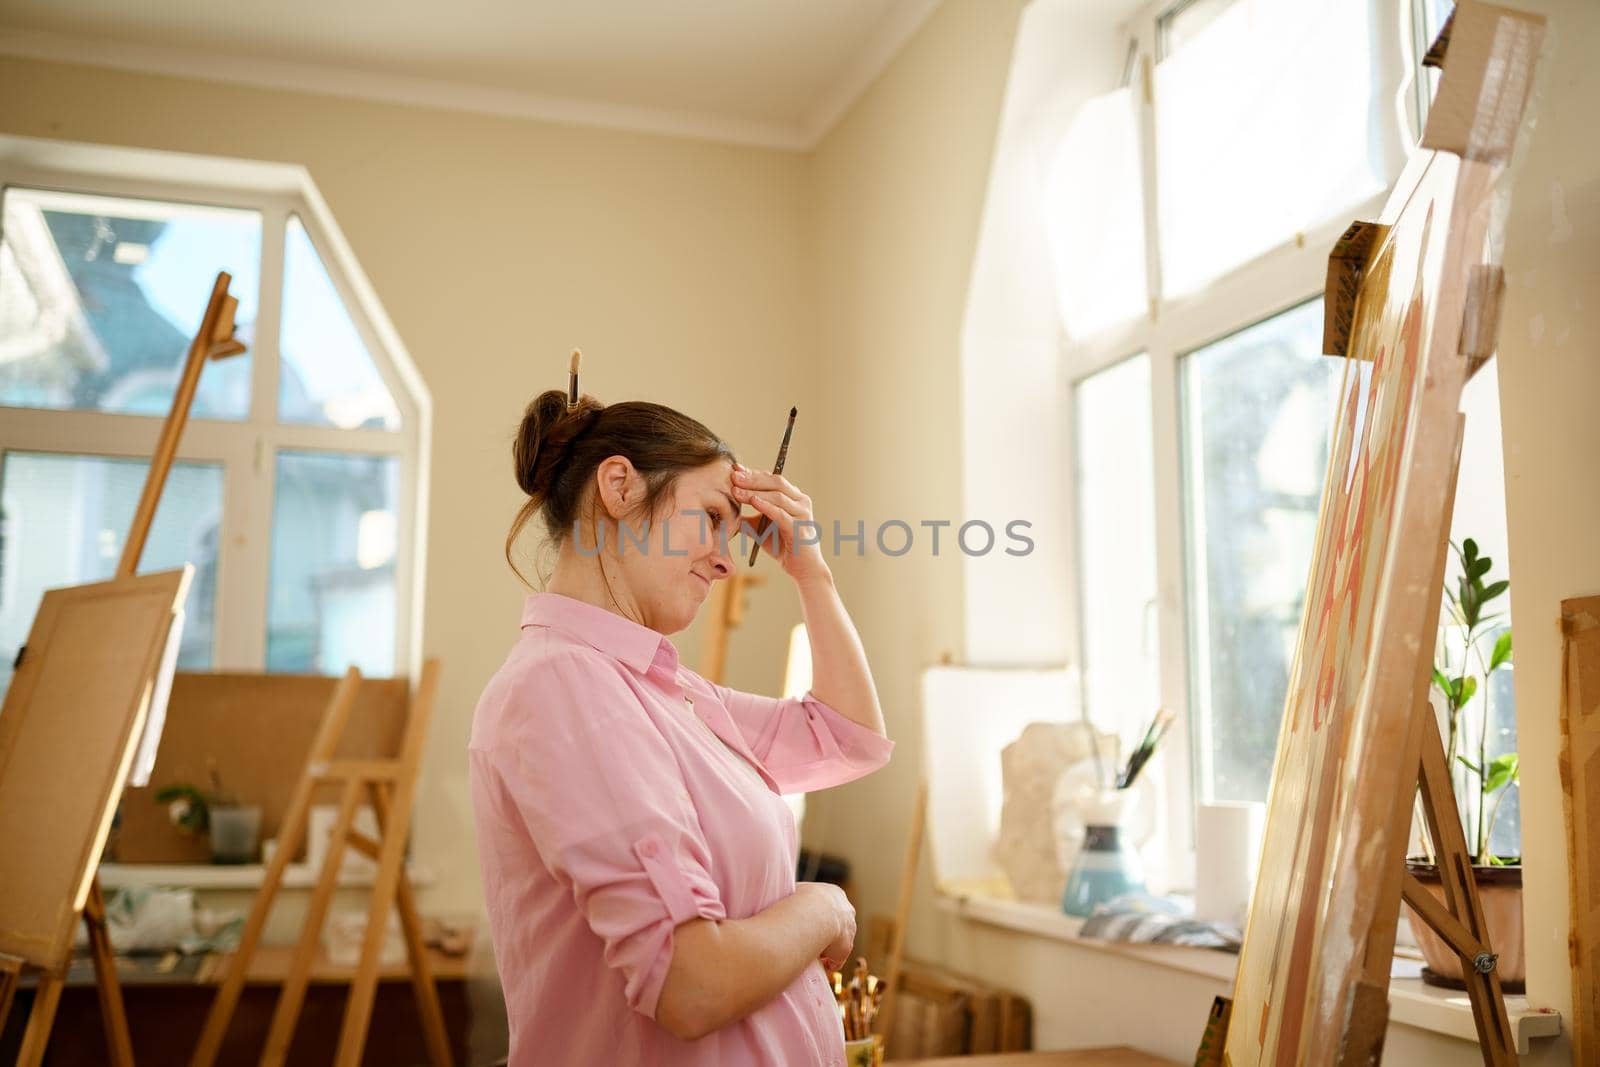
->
<box><xmin>0</xmin><ymin>0</ymin><xmax>944</xmax><ymax>149</ymax></box>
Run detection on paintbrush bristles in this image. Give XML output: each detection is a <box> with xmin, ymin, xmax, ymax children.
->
<box><xmin>567</xmin><ymin>349</ymin><xmax>582</xmax><ymax>410</ymax></box>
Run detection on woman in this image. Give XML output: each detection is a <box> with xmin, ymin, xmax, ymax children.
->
<box><xmin>469</xmin><ymin>387</ymin><xmax>894</xmax><ymax>1065</ymax></box>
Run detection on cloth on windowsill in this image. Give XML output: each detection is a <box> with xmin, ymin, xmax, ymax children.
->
<box><xmin>71</xmin><ymin>886</ymin><xmax>243</xmax><ymax>955</ymax></box>
<box><xmin>1077</xmin><ymin>891</ymin><xmax>1242</xmax><ymax>952</ymax></box>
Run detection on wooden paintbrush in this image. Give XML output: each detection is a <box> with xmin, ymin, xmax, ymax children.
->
<box><xmin>747</xmin><ymin>406</ymin><xmax>798</xmax><ymax>566</ymax></box>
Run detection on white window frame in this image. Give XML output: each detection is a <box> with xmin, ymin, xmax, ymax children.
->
<box><xmin>1060</xmin><ymin>0</ymin><xmax>1426</xmax><ymax>884</ymax></box>
<box><xmin>0</xmin><ymin>150</ymin><xmax>427</xmax><ymax>679</ymax></box>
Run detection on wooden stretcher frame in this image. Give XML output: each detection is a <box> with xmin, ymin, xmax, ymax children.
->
<box><xmin>1221</xmin><ymin>4</ymin><xmax>1543</xmax><ymax>1064</ymax></box>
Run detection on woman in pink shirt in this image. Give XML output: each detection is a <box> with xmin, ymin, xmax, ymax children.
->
<box><xmin>469</xmin><ymin>387</ymin><xmax>894</xmax><ymax>1065</ymax></box>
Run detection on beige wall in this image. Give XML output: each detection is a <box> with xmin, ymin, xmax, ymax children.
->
<box><xmin>803</xmin><ymin>0</ymin><xmax>1029</xmax><ymax>927</ymax></box>
<box><xmin>0</xmin><ymin>53</ymin><xmax>820</xmax><ymax>920</ymax></box>
<box><xmin>1496</xmin><ymin>0</ymin><xmax>1600</xmax><ymax>1046</ymax></box>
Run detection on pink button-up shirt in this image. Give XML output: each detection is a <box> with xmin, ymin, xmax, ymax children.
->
<box><xmin>469</xmin><ymin>592</ymin><xmax>894</xmax><ymax>1066</ymax></box>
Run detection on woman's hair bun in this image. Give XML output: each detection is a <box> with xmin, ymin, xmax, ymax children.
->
<box><xmin>512</xmin><ymin>389</ymin><xmax>605</xmax><ymax>500</ymax></box>
<box><xmin>504</xmin><ymin>384</ymin><xmax>734</xmax><ymax>586</ymax></box>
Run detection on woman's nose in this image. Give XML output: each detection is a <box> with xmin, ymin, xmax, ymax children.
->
<box><xmin>709</xmin><ymin>542</ymin><xmax>734</xmax><ymax>578</ymax></box>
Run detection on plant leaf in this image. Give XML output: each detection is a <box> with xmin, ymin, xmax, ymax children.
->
<box><xmin>1457</xmin><ymin>755</ymin><xmax>1483</xmax><ymax>776</ymax></box>
<box><xmin>1463</xmin><ymin>538</ymin><xmax>1479</xmax><ymax>562</ymax></box>
<box><xmin>1458</xmin><ymin>675</ymin><xmax>1477</xmax><ymax>705</ymax></box>
<box><xmin>1481</xmin><ymin>579</ymin><xmax>1509</xmax><ymax>604</ymax></box>
<box><xmin>1470</xmin><ymin>557</ymin><xmax>1493</xmax><ymax>580</ymax></box>
<box><xmin>1485</xmin><ymin>753</ymin><xmax>1520</xmax><ymax>793</ymax></box>
<box><xmin>1489</xmin><ymin>631</ymin><xmax>1513</xmax><ymax>672</ymax></box>
<box><xmin>1433</xmin><ymin>666</ymin><xmax>1452</xmax><ymax>694</ymax></box>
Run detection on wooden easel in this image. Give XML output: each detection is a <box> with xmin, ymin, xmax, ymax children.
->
<box><xmin>873</xmin><ymin>777</ymin><xmax>928</xmax><ymax>1056</ymax></box>
<box><xmin>0</xmin><ymin>272</ymin><xmax>245</xmax><ymax>1067</ymax></box>
<box><xmin>698</xmin><ymin>571</ymin><xmax>765</xmax><ymax>683</ymax></box>
<box><xmin>1345</xmin><ymin>426</ymin><xmax>1516</xmax><ymax>1064</ymax></box>
<box><xmin>1210</xmin><ymin>5</ymin><xmax>1541</xmax><ymax>1063</ymax></box>
<box><xmin>189</xmin><ymin>659</ymin><xmax>452</xmax><ymax>1067</ymax></box>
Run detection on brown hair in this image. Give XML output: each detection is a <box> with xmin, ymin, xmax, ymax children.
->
<box><xmin>505</xmin><ymin>390</ymin><xmax>735</xmax><ymax>584</ymax></box>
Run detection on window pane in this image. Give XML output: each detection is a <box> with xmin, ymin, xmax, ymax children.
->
<box><xmin>267</xmin><ymin>450</ymin><xmax>398</xmax><ymax>675</ymax></box>
<box><xmin>279</xmin><ymin>217</ymin><xmax>400</xmax><ymax>431</ymax></box>
<box><xmin>1445</xmin><ymin>364</ymin><xmax>1519</xmax><ymax>858</ymax></box>
<box><xmin>1155</xmin><ymin>0</ymin><xmax>1387</xmax><ymax>296</ymax></box>
<box><xmin>0</xmin><ymin>452</ymin><xmax>222</xmax><ymax>697</ymax></box>
<box><xmin>1418</xmin><ymin>0</ymin><xmax>1452</xmax><ymax>108</ymax></box>
<box><xmin>0</xmin><ymin>188</ymin><xmax>258</xmax><ymax>419</ymax></box>
<box><xmin>1075</xmin><ymin>354</ymin><xmax>1160</xmax><ymax>741</ymax></box>
<box><xmin>1047</xmin><ymin>86</ymin><xmax>1148</xmax><ymax>340</ymax></box>
<box><xmin>1180</xmin><ymin>300</ymin><xmax>1338</xmax><ymax>803</ymax></box>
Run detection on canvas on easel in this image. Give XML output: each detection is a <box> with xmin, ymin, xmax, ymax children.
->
<box><xmin>1221</xmin><ymin>3</ymin><xmax>1543</xmax><ymax>1064</ymax></box>
<box><xmin>0</xmin><ymin>569</ymin><xmax>191</xmax><ymax>961</ymax></box>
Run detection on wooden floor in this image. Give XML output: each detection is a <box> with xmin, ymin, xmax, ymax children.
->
<box><xmin>897</xmin><ymin>1048</ymin><xmax>1182</xmax><ymax>1066</ymax></box>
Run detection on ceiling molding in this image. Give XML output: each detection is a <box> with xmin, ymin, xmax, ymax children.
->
<box><xmin>0</xmin><ymin>8</ymin><xmax>944</xmax><ymax>153</ymax></box>
<box><xmin>0</xmin><ymin>26</ymin><xmax>808</xmax><ymax>150</ymax></box>
<box><xmin>801</xmin><ymin>0</ymin><xmax>941</xmax><ymax>145</ymax></box>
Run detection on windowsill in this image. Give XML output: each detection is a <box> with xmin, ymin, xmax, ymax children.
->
<box><xmin>99</xmin><ymin>861</ymin><xmax>435</xmax><ymax>891</ymax></box>
<box><xmin>937</xmin><ymin>891</ymin><xmax>1562</xmax><ymax>1053</ymax></box>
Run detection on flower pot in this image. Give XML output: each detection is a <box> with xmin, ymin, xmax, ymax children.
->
<box><xmin>209</xmin><ymin>805</ymin><xmax>262</xmax><ymax>865</ymax></box>
<box><xmin>1403</xmin><ymin>861</ymin><xmax>1524</xmax><ymax>993</ymax></box>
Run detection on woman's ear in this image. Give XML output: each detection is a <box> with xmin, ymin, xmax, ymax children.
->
<box><xmin>594</xmin><ymin>455</ymin><xmax>640</xmax><ymax>520</ymax></box>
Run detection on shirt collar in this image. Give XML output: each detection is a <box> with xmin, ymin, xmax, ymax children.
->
<box><xmin>520</xmin><ymin>592</ymin><xmax>680</xmax><ymax>677</ymax></box>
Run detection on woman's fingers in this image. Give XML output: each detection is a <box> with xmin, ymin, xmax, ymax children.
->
<box><xmin>738</xmin><ymin>487</ymin><xmax>805</xmax><ymax>516</ymax></box>
<box><xmin>733</xmin><ymin>465</ymin><xmax>810</xmax><ymax>507</ymax></box>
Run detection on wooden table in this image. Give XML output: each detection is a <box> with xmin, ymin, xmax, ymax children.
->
<box><xmin>0</xmin><ymin>942</ymin><xmax>484</xmax><ymax>1066</ymax></box>
<box><xmin>897</xmin><ymin>1049</ymin><xmax>1182</xmax><ymax>1066</ymax></box>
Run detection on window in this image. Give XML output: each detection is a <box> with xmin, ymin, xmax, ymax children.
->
<box><xmin>0</xmin><ymin>155</ymin><xmax>424</xmax><ymax>697</ymax></box>
<box><xmin>0</xmin><ymin>188</ymin><xmax>258</xmax><ymax>419</ymax></box>
<box><xmin>1179</xmin><ymin>300</ymin><xmax>1339</xmax><ymax>803</ymax></box>
<box><xmin>1154</xmin><ymin>0</ymin><xmax>1388</xmax><ymax>296</ymax></box>
<box><xmin>1053</xmin><ymin>0</ymin><xmax>1505</xmax><ymax>875</ymax></box>
<box><xmin>0</xmin><ymin>452</ymin><xmax>223</xmax><ymax>692</ymax></box>
<box><xmin>1075</xmin><ymin>355</ymin><xmax>1160</xmax><ymax>746</ymax></box>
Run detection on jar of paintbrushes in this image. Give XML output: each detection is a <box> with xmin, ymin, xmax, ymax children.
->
<box><xmin>832</xmin><ymin>958</ymin><xmax>884</xmax><ymax>1066</ymax></box>
<box><xmin>1060</xmin><ymin>709</ymin><xmax>1172</xmax><ymax>918</ymax></box>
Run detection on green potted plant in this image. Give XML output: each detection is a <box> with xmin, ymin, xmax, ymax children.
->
<box><xmin>1407</xmin><ymin>537</ymin><xmax>1522</xmax><ymax>990</ymax></box>
<box><xmin>154</xmin><ymin>759</ymin><xmax>262</xmax><ymax>865</ymax></box>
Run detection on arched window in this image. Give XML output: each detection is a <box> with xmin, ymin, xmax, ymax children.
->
<box><xmin>0</xmin><ymin>140</ymin><xmax>429</xmax><ymax>695</ymax></box>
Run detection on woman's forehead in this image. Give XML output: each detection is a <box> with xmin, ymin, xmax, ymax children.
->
<box><xmin>683</xmin><ymin>460</ymin><xmax>733</xmax><ymax>491</ymax></box>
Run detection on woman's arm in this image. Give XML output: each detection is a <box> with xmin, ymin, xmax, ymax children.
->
<box><xmin>655</xmin><ymin>881</ymin><xmax>854</xmax><ymax>1041</ymax></box>
<box><xmin>793</xmin><ymin>569</ymin><xmax>886</xmax><ymax>736</ymax></box>
<box><xmin>732</xmin><ymin>463</ymin><xmax>886</xmax><ymax>737</ymax></box>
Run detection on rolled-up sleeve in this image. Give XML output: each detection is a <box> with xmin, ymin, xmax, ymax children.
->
<box><xmin>487</xmin><ymin>653</ymin><xmax>726</xmax><ymax>1021</ymax></box>
<box><xmin>711</xmin><ymin>684</ymin><xmax>894</xmax><ymax>795</ymax></box>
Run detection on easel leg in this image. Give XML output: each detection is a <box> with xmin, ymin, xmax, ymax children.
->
<box><xmin>1415</xmin><ymin>713</ymin><xmax>1518</xmax><ymax>1063</ymax></box>
<box><xmin>370</xmin><ymin>781</ymin><xmax>453</xmax><ymax>1067</ymax></box>
<box><xmin>333</xmin><ymin>778</ymin><xmax>424</xmax><ymax>1067</ymax></box>
<box><xmin>15</xmin><ymin>975</ymin><xmax>63</xmax><ymax>1067</ymax></box>
<box><xmin>85</xmin><ymin>877</ymin><xmax>138</xmax><ymax>1066</ymax></box>
<box><xmin>259</xmin><ymin>781</ymin><xmax>366</xmax><ymax>1067</ymax></box>
<box><xmin>191</xmin><ymin>773</ymin><xmax>324</xmax><ymax>1066</ymax></box>
<box><xmin>0</xmin><ymin>955</ymin><xmax>22</xmax><ymax>1046</ymax></box>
